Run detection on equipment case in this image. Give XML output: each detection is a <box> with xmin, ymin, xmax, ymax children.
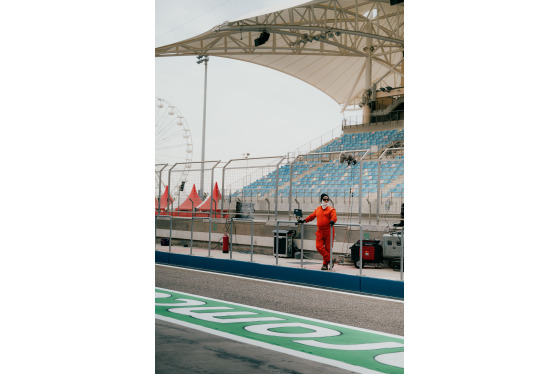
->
<box><xmin>382</xmin><ymin>232</ymin><xmax>402</xmax><ymax>258</ymax></box>
<box><xmin>272</xmin><ymin>229</ymin><xmax>295</xmax><ymax>258</ymax></box>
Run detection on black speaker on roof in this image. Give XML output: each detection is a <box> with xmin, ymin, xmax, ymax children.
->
<box><xmin>254</xmin><ymin>31</ymin><xmax>270</xmax><ymax>47</ymax></box>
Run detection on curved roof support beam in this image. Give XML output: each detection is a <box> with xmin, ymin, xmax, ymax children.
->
<box><xmin>155</xmin><ymin>0</ymin><xmax>404</xmax><ymax>109</ymax></box>
<box><xmin>217</xmin><ymin>25</ymin><xmax>403</xmax><ymax>46</ymax></box>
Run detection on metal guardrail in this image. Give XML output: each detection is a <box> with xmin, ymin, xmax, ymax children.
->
<box><xmin>275</xmin><ymin>220</ymin><xmax>299</xmax><ymax>267</ymax></box>
<box><xmin>155</xmin><ymin>163</ymin><xmax>168</xmax><ymax>251</ymax></box>
<box><xmin>188</xmin><ymin>217</ymin><xmax>213</xmax><ymax>256</ymax></box>
<box><xmin>298</xmin><ymin>222</ymin><xmax>304</xmax><ymax>268</ymax></box>
<box><xmin>290</xmin><ymin>125</ymin><xmax>341</xmax><ymax>160</ymax></box>
<box><xmin>157</xmin><ymin>216</ymin><xmax>214</xmax><ymax>256</ymax></box>
<box><xmin>159</xmin><ymin>214</ymin><xmax>403</xmax><ymax>280</ymax></box>
<box><xmin>288</xmin><ymin>220</ymin><xmax>365</xmax><ymax>274</ymax></box>
<box><xmin>331</xmin><ymin>223</ymin><xmax>364</xmax><ymax>276</ymax></box>
<box><xmin>222</xmin><ymin>156</ymin><xmax>286</xmax><ymax>221</ymax></box>
<box><xmin>229</xmin><ymin>218</ymin><xmax>255</xmax><ymax>262</ymax></box>
<box><xmin>397</xmin><ymin>227</ymin><xmax>404</xmax><ymax>281</ymax></box>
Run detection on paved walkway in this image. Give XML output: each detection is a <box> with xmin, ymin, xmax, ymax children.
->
<box><xmin>155</xmin><ymin>244</ymin><xmax>404</xmax><ymax>282</ymax></box>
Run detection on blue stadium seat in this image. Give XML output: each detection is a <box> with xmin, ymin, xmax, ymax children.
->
<box><xmin>232</xmin><ymin>129</ymin><xmax>404</xmax><ymax>198</ymax></box>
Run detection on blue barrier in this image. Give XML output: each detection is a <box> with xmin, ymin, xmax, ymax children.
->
<box><xmin>156</xmin><ymin>252</ymin><xmax>403</xmax><ymax>299</ymax></box>
<box><xmin>360</xmin><ymin>275</ymin><xmax>404</xmax><ymax>299</ymax></box>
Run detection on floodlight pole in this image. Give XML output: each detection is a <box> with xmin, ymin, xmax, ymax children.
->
<box><xmin>363</xmin><ymin>21</ymin><xmax>373</xmax><ymax>125</ymax></box>
<box><xmin>197</xmin><ymin>55</ymin><xmax>209</xmax><ymax>199</ymax></box>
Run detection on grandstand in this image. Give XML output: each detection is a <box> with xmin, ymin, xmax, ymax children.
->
<box><xmin>156</xmin><ymin>0</ymin><xmax>405</xmax><ymax>222</ymax></box>
<box><xmin>224</xmin><ymin>114</ymin><xmax>404</xmax><ymax>222</ymax></box>
<box><xmin>233</xmin><ymin>127</ymin><xmax>403</xmax><ymax>198</ymax></box>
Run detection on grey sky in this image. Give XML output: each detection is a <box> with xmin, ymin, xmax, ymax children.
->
<box><xmin>155</xmin><ymin>0</ymin><xmax>350</xmax><ymax>165</ymax></box>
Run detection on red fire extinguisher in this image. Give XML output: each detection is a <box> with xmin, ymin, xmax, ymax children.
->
<box><xmin>222</xmin><ymin>234</ymin><xmax>229</xmax><ymax>253</ymax></box>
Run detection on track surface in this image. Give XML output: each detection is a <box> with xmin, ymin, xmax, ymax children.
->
<box><xmin>155</xmin><ymin>264</ymin><xmax>404</xmax><ymax>373</ymax></box>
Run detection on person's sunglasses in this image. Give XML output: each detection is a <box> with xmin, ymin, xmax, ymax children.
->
<box><xmin>322</xmin><ymin>198</ymin><xmax>329</xmax><ymax>202</ymax></box>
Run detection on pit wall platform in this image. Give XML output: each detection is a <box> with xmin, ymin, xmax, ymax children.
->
<box><xmin>155</xmin><ymin>251</ymin><xmax>403</xmax><ymax>299</ymax></box>
<box><xmin>155</xmin><ymin>218</ymin><xmax>404</xmax><ymax>298</ymax></box>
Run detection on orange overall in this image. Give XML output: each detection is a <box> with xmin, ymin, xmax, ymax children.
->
<box><xmin>304</xmin><ymin>206</ymin><xmax>337</xmax><ymax>266</ymax></box>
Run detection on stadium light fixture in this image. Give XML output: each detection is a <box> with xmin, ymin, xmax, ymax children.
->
<box><xmin>196</xmin><ymin>55</ymin><xmax>209</xmax><ymax>64</ymax></box>
<box><xmin>290</xmin><ymin>30</ymin><xmax>342</xmax><ymax>48</ymax></box>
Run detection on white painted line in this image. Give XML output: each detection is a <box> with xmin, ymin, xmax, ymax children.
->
<box><xmin>156</xmin><ymin>263</ymin><xmax>404</xmax><ymax>304</ymax></box>
<box><xmin>156</xmin><ymin>315</ymin><xmax>386</xmax><ymax>374</ymax></box>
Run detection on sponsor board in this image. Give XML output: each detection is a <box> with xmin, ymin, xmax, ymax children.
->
<box><xmin>156</xmin><ymin>287</ymin><xmax>404</xmax><ymax>374</ymax></box>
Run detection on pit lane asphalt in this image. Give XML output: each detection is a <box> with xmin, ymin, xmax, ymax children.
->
<box><xmin>155</xmin><ymin>264</ymin><xmax>404</xmax><ymax>373</ymax></box>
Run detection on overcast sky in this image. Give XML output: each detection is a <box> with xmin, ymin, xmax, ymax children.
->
<box><xmin>155</xmin><ymin>0</ymin><xmax>349</xmax><ymax>165</ymax></box>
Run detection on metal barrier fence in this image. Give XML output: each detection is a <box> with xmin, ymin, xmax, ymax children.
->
<box><xmin>155</xmin><ymin>160</ymin><xmax>222</xmax><ymax>215</ymax></box>
<box><xmin>221</xmin><ymin>156</ymin><xmax>287</xmax><ymax>220</ymax></box>
<box><xmin>342</xmin><ymin>109</ymin><xmax>404</xmax><ymax>128</ymax></box>
<box><xmin>156</xmin><ymin>149</ymin><xmax>403</xmax><ymax>226</ymax></box>
<box><xmin>155</xmin><ymin>161</ymin><xmax>221</xmax><ymax>253</ymax></box>
<box><xmin>229</xmin><ymin>218</ymin><xmax>255</xmax><ymax>262</ymax></box>
<box><xmin>155</xmin><ymin>218</ymin><xmax>404</xmax><ymax>281</ymax></box>
<box><xmin>289</xmin><ymin>125</ymin><xmax>341</xmax><ymax>160</ymax></box>
<box><xmin>332</xmin><ymin>223</ymin><xmax>362</xmax><ymax>275</ymax></box>
<box><xmin>155</xmin><ymin>144</ymin><xmax>404</xmax><ymax>280</ymax></box>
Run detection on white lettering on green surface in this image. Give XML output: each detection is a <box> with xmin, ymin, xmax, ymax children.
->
<box><xmin>169</xmin><ymin>306</ymin><xmax>284</xmax><ymax>324</ymax></box>
<box><xmin>244</xmin><ymin>322</ymin><xmax>341</xmax><ymax>338</ymax></box>
<box><xmin>156</xmin><ymin>288</ymin><xmax>404</xmax><ymax>374</ymax></box>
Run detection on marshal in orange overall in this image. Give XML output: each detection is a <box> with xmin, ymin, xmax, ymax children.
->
<box><xmin>299</xmin><ymin>193</ymin><xmax>337</xmax><ymax>270</ymax></box>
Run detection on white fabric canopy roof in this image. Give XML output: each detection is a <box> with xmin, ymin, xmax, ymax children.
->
<box><xmin>155</xmin><ymin>0</ymin><xmax>404</xmax><ymax>110</ymax></box>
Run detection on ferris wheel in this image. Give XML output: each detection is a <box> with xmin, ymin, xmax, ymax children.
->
<box><xmin>155</xmin><ymin>97</ymin><xmax>193</xmax><ymax>198</ymax></box>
